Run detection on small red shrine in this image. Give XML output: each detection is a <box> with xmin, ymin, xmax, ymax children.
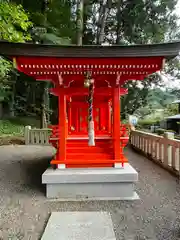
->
<box><xmin>48</xmin><ymin>86</ymin><xmax>129</xmax><ymax>168</ymax></box>
<box><xmin>0</xmin><ymin>41</ymin><xmax>180</xmax><ymax>199</ymax></box>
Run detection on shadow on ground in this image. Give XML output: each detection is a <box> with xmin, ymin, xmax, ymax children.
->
<box><xmin>0</xmin><ymin>145</ymin><xmax>55</xmax><ymax>195</ymax></box>
<box><xmin>20</xmin><ymin>157</ymin><xmax>51</xmax><ymax>193</ymax></box>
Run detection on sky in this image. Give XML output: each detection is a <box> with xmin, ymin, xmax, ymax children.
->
<box><xmin>176</xmin><ymin>0</ymin><xmax>180</xmax><ymax>17</ymax></box>
<box><xmin>175</xmin><ymin>1</ymin><xmax>180</xmax><ymax>27</ymax></box>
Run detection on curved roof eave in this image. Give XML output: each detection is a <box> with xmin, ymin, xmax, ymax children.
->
<box><xmin>0</xmin><ymin>41</ymin><xmax>180</xmax><ymax>59</ymax></box>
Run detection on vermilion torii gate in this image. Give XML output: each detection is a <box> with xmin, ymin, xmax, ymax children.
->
<box><xmin>0</xmin><ymin>41</ymin><xmax>180</xmax><ymax>199</ymax></box>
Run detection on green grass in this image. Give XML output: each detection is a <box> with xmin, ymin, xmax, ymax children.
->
<box><xmin>0</xmin><ymin>117</ymin><xmax>40</xmax><ymax>137</ymax></box>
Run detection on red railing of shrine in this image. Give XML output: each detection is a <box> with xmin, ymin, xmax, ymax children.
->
<box><xmin>48</xmin><ymin>123</ymin><xmax>129</xmax><ymax>167</ymax></box>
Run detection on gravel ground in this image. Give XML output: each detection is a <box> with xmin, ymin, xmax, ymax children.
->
<box><xmin>0</xmin><ymin>145</ymin><xmax>180</xmax><ymax>240</ymax></box>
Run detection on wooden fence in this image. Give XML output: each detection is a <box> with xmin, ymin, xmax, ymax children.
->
<box><xmin>24</xmin><ymin>126</ymin><xmax>51</xmax><ymax>145</ymax></box>
<box><xmin>131</xmin><ymin>130</ymin><xmax>180</xmax><ymax>176</ymax></box>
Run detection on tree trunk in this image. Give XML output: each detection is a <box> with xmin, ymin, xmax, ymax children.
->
<box><xmin>96</xmin><ymin>0</ymin><xmax>104</xmax><ymax>43</ymax></box>
<box><xmin>0</xmin><ymin>102</ymin><xmax>3</xmax><ymax>119</ymax></box>
<box><xmin>76</xmin><ymin>0</ymin><xmax>84</xmax><ymax>46</ymax></box>
<box><xmin>116</xmin><ymin>0</ymin><xmax>122</xmax><ymax>44</ymax></box>
<box><xmin>44</xmin><ymin>81</ymin><xmax>50</xmax><ymax>125</ymax></box>
<box><xmin>41</xmin><ymin>81</ymin><xmax>50</xmax><ymax>128</ymax></box>
<box><xmin>9</xmin><ymin>85</ymin><xmax>15</xmax><ymax>118</ymax></box>
<box><xmin>96</xmin><ymin>0</ymin><xmax>112</xmax><ymax>44</ymax></box>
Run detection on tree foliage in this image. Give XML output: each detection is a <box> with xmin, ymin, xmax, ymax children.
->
<box><xmin>0</xmin><ymin>1</ymin><xmax>33</xmax><ymax>107</ymax></box>
<box><xmin>164</xmin><ymin>103</ymin><xmax>179</xmax><ymax>117</ymax></box>
<box><xmin>13</xmin><ymin>0</ymin><xmax>76</xmax><ymax>44</ymax></box>
<box><xmin>133</xmin><ymin>88</ymin><xmax>177</xmax><ymax>119</ymax></box>
<box><xmin>0</xmin><ymin>1</ymin><xmax>32</xmax><ymax>42</ymax></box>
<box><xmin>0</xmin><ymin>1</ymin><xmax>32</xmax><ymax>80</ymax></box>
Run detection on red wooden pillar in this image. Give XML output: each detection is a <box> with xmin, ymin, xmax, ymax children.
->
<box><xmin>58</xmin><ymin>88</ymin><xmax>67</xmax><ymax>167</ymax></box>
<box><xmin>108</xmin><ymin>100</ymin><xmax>112</xmax><ymax>134</ymax></box>
<box><xmin>75</xmin><ymin>107</ymin><xmax>79</xmax><ymax>133</ymax></box>
<box><xmin>68</xmin><ymin>100</ymin><xmax>72</xmax><ymax>134</ymax></box>
<box><xmin>113</xmin><ymin>87</ymin><xmax>121</xmax><ymax>164</ymax></box>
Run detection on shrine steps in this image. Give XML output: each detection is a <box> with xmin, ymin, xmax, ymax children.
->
<box><xmin>42</xmin><ymin>163</ymin><xmax>139</xmax><ymax>200</ymax></box>
<box><xmin>66</xmin><ymin>138</ymin><xmax>112</xmax><ymax>147</ymax></box>
<box><xmin>66</xmin><ymin>138</ymin><xmax>114</xmax><ymax>166</ymax></box>
<box><xmin>51</xmin><ymin>138</ymin><xmax>128</xmax><ymax>167</ymax></box>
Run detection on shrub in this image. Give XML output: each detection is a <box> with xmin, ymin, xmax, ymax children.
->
<box><xmin>136</xmin><ymin>124</ymin><xmax>143</xmax><ymax>129</ymax></box>
<box><xmin>156</xmin><ymin>128</ymin><xmax>166</xmax><ymax>135</ymax></box>
<box><xmin>175</xmin><ymin>135</ymin><xmax>180</xmax><ymax>140</ymax></box>
<box><xmin>121</xmin><ymin>119</ymin><xmax>128</xmax><ymax>124</ymax></box>
<box><xmin>0</xmin><ymin>117</ymin><xmax>40</xmax><ymax>137</ymax></box>
<box><xmin>138</xmin><ymin>119</ymin><xmax>160</xmax><ymax>129</ymax></box>
<box><xmin>165</xmin><ymin>129</ymin><xmax>176</xmax><ymax>133</ymax></box>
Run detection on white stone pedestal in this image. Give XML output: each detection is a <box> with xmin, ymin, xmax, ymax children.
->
<box><xmin>42</xmin><ymin>163</ymin><xmax>139</xmax><ymax>200</ymax></box>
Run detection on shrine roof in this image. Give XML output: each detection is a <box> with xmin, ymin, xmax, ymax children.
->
<box><xmin>0</xmin><ymin>41</ymin><xmax>180</xmax><ymax>59</ymax></box>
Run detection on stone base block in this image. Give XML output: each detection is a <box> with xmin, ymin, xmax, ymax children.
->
<box><xmin>42</xmin><ymin>163</ymin><xmax>139</xmax><ymax>200</ymax></box>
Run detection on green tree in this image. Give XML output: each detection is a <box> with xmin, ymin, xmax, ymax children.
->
<box><xmin>0</xmin><ymin>1</ymin><xmax>32</xmax><ymax>42</ymax></box>
<box><xmin>164</xmin><ymin>103</ymin><xmax>179</xmax><ymax>117</ymax></box>
<box><xmin>0</xmin><ymin>1</ymin><xmax>33</xmax><ymax>116</ymax></box>
<box><xmin>0</xmin><ymin>1</ymin><xmax>32</xmax><ymax>79</ymax></box>
<box><xmin>82</xmin><ymin>0</ymin><xmax>180</xmax><ymax>117</ymax></box>
<box><xmin>133</xmin><ymin>88</ymin><xmax>177</xmax><ymax>119</ymax></box>
<box><xmin>13</xmin><ymin>0</ymin><xmax>75</xmax><ymax>44</ymax></box>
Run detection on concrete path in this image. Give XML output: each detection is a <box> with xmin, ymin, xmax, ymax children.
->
<box><xmin>0</xmin><ymin>145</ymin><xmax>180</xmax><ymax>240</ymax></box>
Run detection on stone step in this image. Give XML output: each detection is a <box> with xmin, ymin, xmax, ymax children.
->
<box><xmin>66</xmin><ymin>152</ymin><xmax>113</xmax><ymax>159</ymax></box>
<box><xmin>66</xmin><ymin>147</ymin><xmax>113</xmax><ymax>153</ymax></box>
<box><xmin>41</xmin><ymin>212</ymin><xmax>116</xmax><ymax>240</ymax></box>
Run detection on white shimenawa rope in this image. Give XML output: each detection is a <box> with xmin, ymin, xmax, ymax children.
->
<box><xmin>87</xmin><ymin>77</ymin><xmax>95</xmax><ymax>146</ymax></box>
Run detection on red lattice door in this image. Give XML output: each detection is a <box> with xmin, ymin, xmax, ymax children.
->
<box><xmin>79</xmin><ymin>105</ymin><xmax>88</xmax><ymax>134</ymax></box>
<box><xmin>69</xmin><ymin>102</ymin><xmax>110</xmax><ymax>136</ymax></box>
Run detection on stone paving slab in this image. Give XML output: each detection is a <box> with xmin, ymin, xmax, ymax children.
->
<box><xmin>41</xmin><ymin>212</ymin><xmax>116</xmax><ymax>240</ymax></box>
